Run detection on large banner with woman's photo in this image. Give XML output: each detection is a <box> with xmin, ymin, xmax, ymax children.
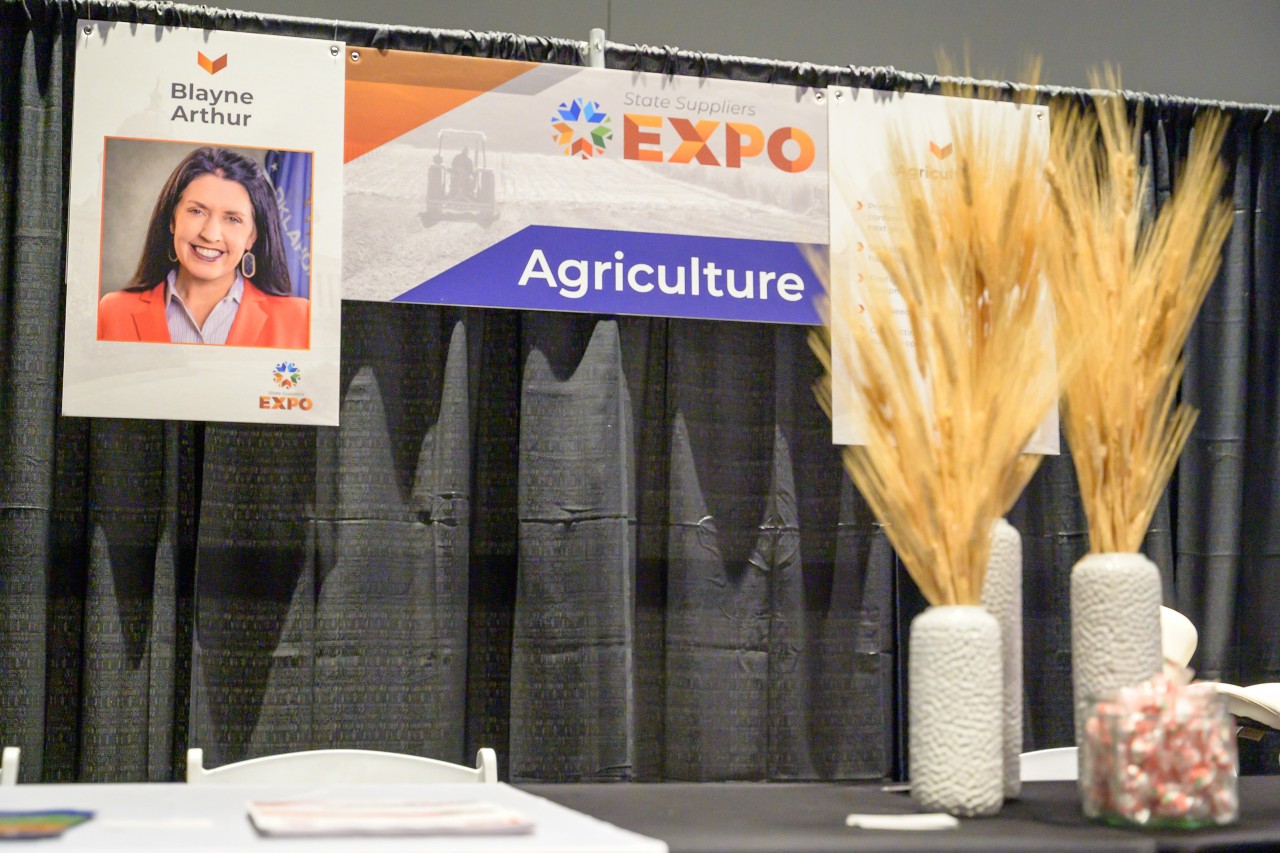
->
<box><xmin>62</xmin><ymin>22</ymin><xmax>344</xmax><ymax>424</ymax></box>
<box><xmin>343</xmin><ymin>50</ymin><xmax>828</xmax><ymax>325</ymax></box>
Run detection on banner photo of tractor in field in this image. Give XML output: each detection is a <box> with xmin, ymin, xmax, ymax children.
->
<box><xmin>427</xmin><ymin>129</ymin><xmax>498</xmax><ymax>224</ymax></box>
<box><xmin>343</xmin><ymin>50</ymin><xmax>828</xmax><ymax>325</ymax></box>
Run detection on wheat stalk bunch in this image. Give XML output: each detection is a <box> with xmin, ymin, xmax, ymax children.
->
<box><xmin>1044</xmin><ymin>76</ymin><xmax>1231</xmax><ymax>554</ymax></box>
<box><xmin>812</xmin><ymin>89</ymin><xmax>1068</xmax><ymax>606</ymax></box>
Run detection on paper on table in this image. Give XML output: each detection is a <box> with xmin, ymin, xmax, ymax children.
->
<box><xmin>248</xmin><ymin>800</ymin><xmax>535</xmax><ymax>837</ymax></box>
<box><xmin>845</xmin><ymin>813</ymin><xmax>959</xmax><ymax>831</ymax></box>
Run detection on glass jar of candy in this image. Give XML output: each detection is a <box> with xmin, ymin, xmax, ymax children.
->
<box><xmin>1079</xmin><ymin>675</ymin><xmax>1238</xmax><ymax>828</ymax></box>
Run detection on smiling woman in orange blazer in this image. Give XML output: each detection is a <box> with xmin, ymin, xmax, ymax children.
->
<box><xmin>97</xmin><ymin>147</ymin><xmax>309</xmax><ymax>348</ymax></box>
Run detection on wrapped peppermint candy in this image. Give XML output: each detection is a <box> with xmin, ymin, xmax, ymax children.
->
<box><xmin>1079</xmin><ymin>664</ymin><xmax>1238</xmax><ymax>828</ymax></box>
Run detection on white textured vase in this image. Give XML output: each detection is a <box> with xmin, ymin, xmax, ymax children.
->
<box><xmin>910</xmin><ymin>605</ymin><xmax>1004</xmax><ymax>817</ymax></box>
<box><xmin>982</xmin><ymin>518</ymin><xmax>1022</xmax><ymax>800</ymax></box>
<box><xmin>1070</xmin><ymin>552</ymin><xmax>1163</xmax><ymax>744</ymax></box>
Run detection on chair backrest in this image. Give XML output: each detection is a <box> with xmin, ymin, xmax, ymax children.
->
<box><xmin>1019</xmin><ymin>746</ymin><xmax>1078</xmax><ymax>782</ymax></box>
<box><xmin>1160</xmin><ymin>605</ymin><xmax>1198</xmax><ymax>668</ymax></box>
<box><xmin>186</xmin><ymin>747</ymin><xmax>498</xmax><ymax>785</ymax></box>
<box><xmin>0</xmin><ymin>747</ymin><xmax>19</xmax><ymax>786</ymax></box>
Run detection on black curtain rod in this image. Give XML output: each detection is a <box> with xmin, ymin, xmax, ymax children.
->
<box><xmin>12</xmin><ymin>0</ymin><xmax>1278</xmax><ymax>117</ymax></box>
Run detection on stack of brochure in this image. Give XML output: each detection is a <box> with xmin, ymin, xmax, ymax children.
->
<box><xmin>247</xmin><ymin>800</ymin><xmax>535</xmax><ymax>837</ymax></box>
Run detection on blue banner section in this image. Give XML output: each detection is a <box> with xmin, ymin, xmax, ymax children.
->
<box><xmin>391</xmin><ymin>226</ymin><xmax>824</xmax><ymax>325</ymax></box>
<box><xmin>265</xmin><ymin>150</ymin><xmax>312</xmax><ymax>299</ymax></box>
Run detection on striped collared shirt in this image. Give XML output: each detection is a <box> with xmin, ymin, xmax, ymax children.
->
<box><xmin>165</xmin><ymin>270</ymin><xmax>245</xmax><ymax>345</ymax></box>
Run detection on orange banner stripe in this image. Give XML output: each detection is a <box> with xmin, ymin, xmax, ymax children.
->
<box><xmin>345</xmin><ymin>51</ymin><xmax>538</xmax><ymax>163</ymax></box>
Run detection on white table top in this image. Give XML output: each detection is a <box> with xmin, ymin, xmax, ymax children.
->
<box><xmin>0</xmin><ymin>782</ymin><xmax>668</xmax><ymax>853</ymax></box>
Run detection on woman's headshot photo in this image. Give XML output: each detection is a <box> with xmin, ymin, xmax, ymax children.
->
<box><xmin>96</xmin><ymin>141</ymin><xmax>312</xmax><ymax>348</ymax></box>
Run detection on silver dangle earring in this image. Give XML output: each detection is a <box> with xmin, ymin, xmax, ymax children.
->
<box><xmin>240</xmin><ymin>251</ymin><xmax>257</xmax><ymax>279</ymax></box>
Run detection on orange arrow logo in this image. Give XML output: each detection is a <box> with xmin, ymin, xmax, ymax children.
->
<box><xmin>198</xmin><ymin>52</ymin><xmax>228</xmax><ymax>75</ymax></box>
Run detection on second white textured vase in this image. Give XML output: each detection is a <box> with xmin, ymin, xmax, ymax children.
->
<box><xmin>1070</xmin><ymin>551</ymin><xmax>1164</xmax><ymax>744</ymax></box>
<box><xmin>909</xmin><ymin>605</ymin><xmax>1004</xmax><ymax>817</ymax></box>
<box><xmin>982</xmin><ymin>518</ymin><xmax>1022</xmax><ymax>800</ymax></box>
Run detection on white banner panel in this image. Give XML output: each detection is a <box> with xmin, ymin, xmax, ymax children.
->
<box><xmin>62</xmin><ymin>21</ymin><xmax>344</xmax><ymax>425</ymax></box>
<box><xmin>343</xmin><ymin>51</ymin><xmax>827</xmax><ymax>324</ymax></box>
<box><xmin>827</xmin><ymin>88</ymin><xmax>1058</xmax><ymax>454</ymax></box>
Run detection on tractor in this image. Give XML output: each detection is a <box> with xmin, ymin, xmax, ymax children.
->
<box><xmin>425</xmin><ymin>129</ymin><xmax>498</xmax><ymax>223</ymax></box>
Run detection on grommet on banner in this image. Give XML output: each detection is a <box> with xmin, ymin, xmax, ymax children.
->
<box><xmin>587</xmin><ymin>27</ymin><xmax>606</xmax><ymax>69</ymax></box>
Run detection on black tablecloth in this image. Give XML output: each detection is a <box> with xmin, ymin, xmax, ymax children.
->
<box><xmin>524</xmin><ymin>777</ymin><xmax>1280</xmax><ymax>853</ymax></box>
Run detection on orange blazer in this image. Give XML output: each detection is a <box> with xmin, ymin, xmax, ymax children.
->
<box><xmin>97</xmin><ymin>280</ymin><xmax>310</xmax><ymax>349</ymax></box>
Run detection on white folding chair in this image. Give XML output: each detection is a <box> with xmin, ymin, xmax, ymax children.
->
<box><xmin>1018</xmin><ymin>746</ymin><xmax>1078</xmax><ymax>782</ymax></box>
<box><xmin>1160</xmin><ymin>605</ymin><xmax>1198</xmax><ymax>668</ymax></box>
<box><xmin>0</xmin><ymin>747</ymin><xmax>19</xmax><ymax>786</ymax></box>
<box><xmin>186</xmin><ymin>747</ymin><xmax>498</xmax><ymax>785</ymax></box>
<box><xmin>1019</xmin><ymin>606</ymin><xmax>1201</xmax><ymax>782</ymax></box>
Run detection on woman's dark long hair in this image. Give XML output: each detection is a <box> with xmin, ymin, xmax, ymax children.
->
<box><xmin>127</xmin><ymin>147</ymin><xmax>294</xmax><ymax>296</ymax></box>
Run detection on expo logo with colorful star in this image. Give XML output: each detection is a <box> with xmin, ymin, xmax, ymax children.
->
<box><xmin>551</xmin><ymin>98</ymin><xmax>613</xmax><ymax>158</ymax></box>
<box><xmin>273</xmin><ymin>361</ymin><xmax>301</xmax><ymax>388</ymax></box>
<box><xmin>552</xmin><ymin>94</ymin><xmax>815</xmax><ymax>173</ymax></box>
<box><xmin>260</xmin><ymin>361</ymin><xmax>313</xmax><ymax>411</ymax></box>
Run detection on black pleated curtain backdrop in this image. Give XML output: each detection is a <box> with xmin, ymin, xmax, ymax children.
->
<box><xmin>1</xmin><ymin>0</ymin><xmax>1277</xmax><ymax>783</ymax></box>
